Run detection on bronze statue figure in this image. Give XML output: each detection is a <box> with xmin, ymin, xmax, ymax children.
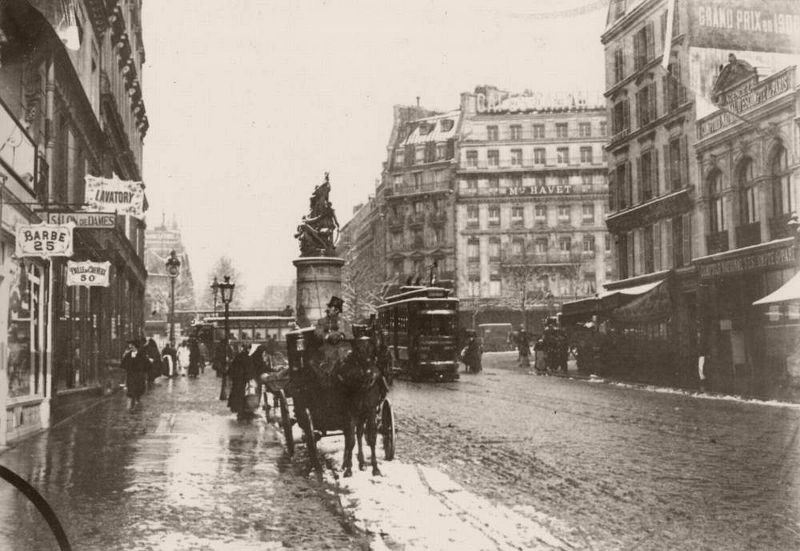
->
<box><xmin>295</xmin><ymin>172</ymin><xmax>340</xmax><ymax>256</ymax></box>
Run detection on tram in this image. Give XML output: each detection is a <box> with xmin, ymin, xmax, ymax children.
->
<box><xmin>376</xmin><ymin>285</ymin><xmax>460</xmax><ymax>381</ymax></box>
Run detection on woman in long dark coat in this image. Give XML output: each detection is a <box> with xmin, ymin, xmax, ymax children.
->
<box><xmin>227</xmin><ymin>343</ymin><xmax>252</xmax><ymax>419</ymax></box>
<box><xmin>188</xmin><ymin>339</ymin><xmax>201</xmax><ymax>378</ymax></box>
<box><xmin>122</xmin><ymin>340</ymin><xmax>148</xmax><ymax>411</ymax></box>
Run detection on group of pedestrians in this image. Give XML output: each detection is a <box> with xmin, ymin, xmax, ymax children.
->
<box><xmin>226</xmin><ymin>340</ymin><xmax>282</xmax><ymax>421</ymax></box>
<box><xmin>511</xmin><ymin>319</ymin><xmax>570</xmax><ymax>375</ymax></box>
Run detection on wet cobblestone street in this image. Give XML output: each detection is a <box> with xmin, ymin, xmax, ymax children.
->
<box><xmin>0</xmin><ymin>372</ymin><xmax>368</xmax><ymax>550</ymax></box>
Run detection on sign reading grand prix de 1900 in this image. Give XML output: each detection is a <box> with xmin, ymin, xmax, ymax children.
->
<box><xmin>66</xmin><ymin>260</ymin><xmax>111</xmax><ymax>287</ymax></box>
<box><xmin>85</xmin><ymin>175</ymin><xmax>145</xmax><ymax>218</ymax></box>
<box><xmin>689</xmin><ymin>0</ymin><xmax>800</xmax><ymax>54</ymax></box>
<box><xmin>15</xmin><ymin>223</ymin><xmax>74</xmax><ymax>258</ymax></box>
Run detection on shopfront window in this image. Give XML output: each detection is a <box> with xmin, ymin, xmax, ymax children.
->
<box><xmin>8</xmin><ymin>260</ymin><xmax>44</xmax><ymax>399</ymax></box>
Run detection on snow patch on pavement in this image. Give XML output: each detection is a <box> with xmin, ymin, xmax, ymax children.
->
<box><xmin>322</xmin><ymin>457</ymin><xmax>570</xmax><ymax>550</ymax></box>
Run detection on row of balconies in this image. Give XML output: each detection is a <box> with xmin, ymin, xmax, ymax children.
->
<box><xmin>467</xmin><ymin>251</ymin><xmax>590</xmax><ymax>266</ymax></box>
<box><xmin>387</xmin><ymin>212</ymin><xmax>447</xmax><ymax>229</ymax></box>
<box><xmin>459</xmin><ymin>184</ymin><xmax>608</xmax><ymax>197</ymax></box>
<box><xmin>464</xmin><ymin>219</ymin><xmax>597</xmax><ymax>230</ymax></box>
<box><xmin>460</xmin><ymin>158</ymin><xmax>604</xmax><ymax>171</ymax></box>
<box><xmin>384</xmin><ymin>181</ymin><xmax>452</xmax><ymax>197</ymax></box>
<box><xmin>706</xmin><ymin>215</ymin><xmax>795</xmax><ymax>255</ymax></box>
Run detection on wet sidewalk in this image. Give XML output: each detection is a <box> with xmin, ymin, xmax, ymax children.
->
<box><xmin>0</xmin><ymin>372</ymin><xmax>368</xmax><ymax>550</ymax></box>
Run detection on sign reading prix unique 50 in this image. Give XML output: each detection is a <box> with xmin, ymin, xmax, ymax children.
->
<box><xmin>85</xmin><ymin>175</ymin><xmax>145</xmax><ymax>218</ymax></box>
<box><xmin>15</xmin><ymin>223</ymin><xmax>74</xmax><ymax>258</ymax></box>
<box><xmin>66</xmin><ymin>261</ymin><xmax>111</xmax><ymax>287</ymax></box>
<box><xmin>689</xmin><ymin>0</ymin><xmax>800</xmax><ymax>54</ymax></box>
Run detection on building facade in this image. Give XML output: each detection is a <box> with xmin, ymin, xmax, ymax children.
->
<box><xmin>0</xmin><ymin>0</ymin><xmax>149</xmax><ymax>444</ymax></box>
<box><xmin>455</xmin><ymin>86</ymin><xmax>610</xmax><ymax>331</ymax></box>
<box><xmin>383</xmin><ymin>106</ymin><xmax>459</xmax><ymax>285</ymax></box>
<box><xmin>599</xmin><ymin>0</ymin><xmax>800</xmax><ymax>394</ymax></box>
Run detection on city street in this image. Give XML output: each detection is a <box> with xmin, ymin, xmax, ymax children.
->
<box><xmin>2</xmin><ymin>353</ymin><xmax>799</xmax><ymax>550</ymax></box>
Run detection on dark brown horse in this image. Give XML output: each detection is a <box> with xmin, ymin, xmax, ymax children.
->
<box><xmin>335</xmin><ymin>337</ymin><xmax>386</xmax><ymax>477</ymax></box>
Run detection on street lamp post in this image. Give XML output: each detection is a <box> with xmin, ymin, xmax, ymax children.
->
<box><xmin>218</xmin><ymin>275</ymin><xmax>235</xmax><ymax>401</ymax></box>
<box><xmin>165</xmin><ymin>250</ymin><xmax>181</xmax><ymax>346</ymax></box>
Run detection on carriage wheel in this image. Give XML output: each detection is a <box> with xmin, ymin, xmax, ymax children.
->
<box><xmin>304</xmin><ymin>408</ymin><xmax>320</xmax><ymax>468</ymax></box>
<box><xmin>277</xmin><ymin>390</ymin><xmax>294</xmax><ymax>457</ymax></box>
<box><xmin>380</xmin><ymin>399</ymin><xmax>396</xmax><ymax>461</ymax></box>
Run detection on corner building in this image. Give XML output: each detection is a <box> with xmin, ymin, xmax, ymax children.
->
<box><xmin>455</xmin><ymin>86</ymin><xmax>610</xmax><ymax>331</ymax></box>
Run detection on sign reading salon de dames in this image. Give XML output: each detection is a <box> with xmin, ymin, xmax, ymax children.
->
<box><xmin>66</xmin><ymin>261</ymin><xmax>111</xmax><ymax>287</ymax></box>
<box><xmin>85</xmin><ymin>175</ymin><xmax>145</xmax><ymax>218</ymax></box>
<box><xmin>15</xmin><ymin>223</ymin><xmax>74</xmax><ymax>258</ymax></box>
<box><xmin>689</xmin><ymin>0</ymin><xmax>800</xmax><ymax>54</ymax></box>
<box><xmin>46</xmin><ymin>211</ymin><xmax>116</xmax><ymax>228</ymax></box>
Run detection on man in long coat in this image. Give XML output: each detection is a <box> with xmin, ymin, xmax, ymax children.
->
<box><xmin>122</xmin><ymin>340</ymin><xmax>148</xmax><ymax>411</ymax></box>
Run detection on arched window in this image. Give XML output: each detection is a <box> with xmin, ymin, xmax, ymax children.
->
<box><xmin>771</xmin><ymin>145</ymin><xmax>793</xmax><ymax>216</ymax></box>
<box><xmin>737</xmin><ymin>157</ymin><xmax>758</xmax><ymax>224</ymax></box>
<box><xmin>708</xmin><ymin>170</ymin><xmax>725</xmax><ymax>232</ymax></box>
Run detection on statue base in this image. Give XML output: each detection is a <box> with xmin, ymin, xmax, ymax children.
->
<box><xmin>293</xmin><ymin>256</ymin><xmax>345</xmax><ymax>328</ymax></box>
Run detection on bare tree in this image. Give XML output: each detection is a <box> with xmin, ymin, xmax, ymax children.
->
<box><xmin>200</xmin><ymin>256</ymin><xmax>246</xmax><ymax>310</ymax></box>
<box><xmin>461</xmin><ymin>297</ymin><xmax>491</xmax><ymax>330</ymax></box>
<box><xmin>341</xmin><ymin>261</ymin><xmax>394</xmax><ymax>324</ymax></box>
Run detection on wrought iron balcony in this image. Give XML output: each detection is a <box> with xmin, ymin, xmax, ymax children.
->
<box><xmin>706</xmin><ymin>230</ymin><xmax>729</xmax><ymax>255</ymax></box>
<box><xmin>735</xmin><ymin>222</ymin><xmax>761</xmax><ymax>248</ymax></box>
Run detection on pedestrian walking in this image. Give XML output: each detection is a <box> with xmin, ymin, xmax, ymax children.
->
<box><xmin>198</xmin><ymin>340</ymin><xmax>209</xmax><ymax>374</ymax></box>
<box><xmin>122</xmin><ymin>340</ymin><xmax>148</xmax><ymax>411</ymax></box>
<box><xmin>515</xmin><ymin>326</ymin><xmax>531</xmax><ymax>369</ymax></box>
<box><xmin>161</xmin><ymin>342</ymin><xmax>177</xmax><ymax>377</ymax></box>
<box><xmin>188</xmin><ymin>339</ymin><xmax>201</xmax><ymax>378</ymax></box>
<box><xmin>228</xmin><ymin>342</ymin><xmax>253</xmax><ymax>420</ymax></box>
<box><xmin>143</xmin><ymin>337</ymin><xmax>163</xmax><ymax>389</ymax></box>
<box><xmin>534</xmin><ymin>338</ymin><xmax>547</xmax><ymax>374</ymax></box>
<box><xmin>213</xmin><ymin>342</ymin><xmax>226</xmax><ymax>378</ymax></box>
<box><xmin>460</xmin><ymin>330</ymin><xmax>483</xmax><ymax>373</ymax></box>
<box><xmin>177</xmin><ymin>341</ymin><xmax>190</xmax><ymax>376</ymax></box>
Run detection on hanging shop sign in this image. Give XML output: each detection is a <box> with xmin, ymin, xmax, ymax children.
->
<box><xmin>15</xmin><ymin>223</ymin><xmax>74</xmax><ymax>258</ymax></box>
<box><xmin>46</xmin><ymin>211</ymin><xmax>116</xmax><ymax>228</ymax></box>
<box><xmin>66</xmin><ymin>260</ymin><xmax>111</xmax><ymax>287</ymax></box>
<box><xmin>85</xmin><ymin>175</ymin><xmax>145</xmax><ymax>218</ymax></box>
<box><xmin>688</xmin><ymin>0</ymin><xmax>800</xmax><ymax>54</ymax></box>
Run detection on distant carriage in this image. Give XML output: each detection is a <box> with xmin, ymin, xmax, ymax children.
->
<box><xmin>376</xmin><ymin>285</ymin><xmax>460</xmax><ymax>382</ymax></box>
<box><xmin>270</xmin><ymin>326</ymin><xmax>395</xmax><ymax>473</ymax></box>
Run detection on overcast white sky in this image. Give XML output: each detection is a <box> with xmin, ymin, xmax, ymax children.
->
<box><xmin>141</xmin><ymin>0</ymin><xmax>607</xmax><ymax>304</ymax></box>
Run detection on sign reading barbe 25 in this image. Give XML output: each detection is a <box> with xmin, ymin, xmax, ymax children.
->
<box><xmin>15</xmin><ymin>223</ymin><xmax>74</xmax><ymax>257</ymax></box>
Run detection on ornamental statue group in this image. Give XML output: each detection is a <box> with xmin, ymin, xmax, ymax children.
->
<box><xmin>294</xmin><ymin>172</ymin><xmax>340</xmax><ymax>257</ymax></box>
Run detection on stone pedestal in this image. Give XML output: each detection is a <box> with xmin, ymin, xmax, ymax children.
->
<box><xmin>293</xmin><ymin>256</ymin><xmax>345</xmax><ymax>328</ymax></box>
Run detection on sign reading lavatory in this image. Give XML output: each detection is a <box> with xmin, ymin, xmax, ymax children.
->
<box><xmin>85</xmin><ymin>175</ymin><xmax>146</xmax><ymax>218</ymax></box>
<box><xmin>15</xmin><ymin>223</ymin><xmax>74</xmax><ymax>258</ymax></box>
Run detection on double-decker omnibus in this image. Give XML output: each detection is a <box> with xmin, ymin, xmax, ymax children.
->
<box><xmin>377</xmin><ymin>285</ymin><xmax>460</xmax><ymax>382</ymax></box>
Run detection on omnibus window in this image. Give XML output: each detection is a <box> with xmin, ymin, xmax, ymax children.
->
<box><xmin>419</xmin><ymin>312</ymin><xmax>455</xmax><ymax>336</ymax></box>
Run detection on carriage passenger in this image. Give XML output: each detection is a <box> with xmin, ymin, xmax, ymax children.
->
<box><xmin>312</xmin><ymin>296</ymin><xmax>351</xmax><ymax>386</ymax></box>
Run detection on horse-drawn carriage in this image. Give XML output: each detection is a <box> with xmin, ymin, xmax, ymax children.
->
<box><xmin>266</xmin><ymin>325</ymin><xmax>395</xmax><ymax>475</ymax></box>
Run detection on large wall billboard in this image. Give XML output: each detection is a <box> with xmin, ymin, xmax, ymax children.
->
<box><xmin>688</xmin><ymin>0</ymin><xmax>800</xmax><ymax>54</ymax></box>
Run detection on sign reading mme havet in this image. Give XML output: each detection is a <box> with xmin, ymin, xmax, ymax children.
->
<box><xmin>15</xmin><ymin>223</ymin><xmax>74</xmax><ymax>257</ymax></box>
<box><xmin>689</xmin><ymin>0</ymin><xmax>800</xmax><ymax>53</ymax></box>
<box><xmin>85</xmin><ymin>175</ymin><xmax>145</xmax><ymax>218</ymax></box>
<box><xmin>66</xmin><ymin>261</ymin><xmax>111</xmax><ymax>287</ymax></box>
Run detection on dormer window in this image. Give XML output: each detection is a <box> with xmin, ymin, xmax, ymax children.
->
<box><xmin>440</xmin><ymin>119</ymin><xmax>454</xmax><ymax>132</ymax></box>
<box><xmin>419</xmin><ymin>123</ymin><xmax>432</xmax><ymax>136</ymax></box>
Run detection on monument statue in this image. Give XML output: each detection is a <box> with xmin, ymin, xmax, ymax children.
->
<box><xmin>295</xmin><ymin>172</ymin><xmax>340</xmax><ymax>257</ymax></box>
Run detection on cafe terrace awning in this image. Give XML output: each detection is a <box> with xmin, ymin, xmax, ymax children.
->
<box><xmin>561</xmin><ymin>279</ymin><xmax>666</xmax><ymax>322</ymax></box>
<box><xmin>753</xmin><ymin>271</ymin><xmax>800</xmax><ymax>305</ymax></box>
<box><xmin>608</xmin><ymin>279</ymin><xmax>671</xmax><ymax>324</ymax></box>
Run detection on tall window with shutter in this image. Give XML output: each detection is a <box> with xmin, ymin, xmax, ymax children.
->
<box><xmin>636</xmin><ymin>82</ymin><xmax>657</xmax><ymax>127</ymax></box>
<box><xmin>664</xmin><ymin>136</ymin><xmax>688</xmax><ymax>191</ymax></box>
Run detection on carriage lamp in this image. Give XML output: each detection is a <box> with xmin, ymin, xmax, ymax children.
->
<box><xmin>218</xmin><ymin>276</ymin><xmax>235</xmax><ymax>401</ymax></box>
<box><xmin>165</xmin><ymin>250</ymin><xmax>181</xmax><ymax>347</ymax></box>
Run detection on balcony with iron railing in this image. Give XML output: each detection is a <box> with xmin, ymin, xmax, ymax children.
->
<box><xmin>429</xmin><ymin>212</ymin><xmax>447</xmax><ymax>226</ymax></box>
<box><xmin>735</xmin><ymin>221</ymin><xmax>761</xmax><ymax>248</ymax></box>
<box><xmin>500</xmin><ymin>251</ymin><xmax>585</xmax><ymax>267</ymax></box>
<box><xmin>388</xmin><ymin>215</ymin><xmax>405</xmax><ymax>230</ymax></box>
<box><xmin>408</xmin><ymin>212</ymin><xmax>425</xmax><ymax>227</ymax></box>
<box><xmin>459</xmin><ymin>157</ymin><xmax>605</xmax><ymax>173</ymax></box>
<box><xmin>706</xmin><ymin>230</ymin><xmax>729</xmax><ymax>255</ymax></box>
<box><xmin>385</xmin><ymin>181</ymin><xmax>452</xmax><ymax>197</ymax></box>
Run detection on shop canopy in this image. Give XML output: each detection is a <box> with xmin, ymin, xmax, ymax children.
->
<box><xmin>561</xmin><ymin>279</ymin><xmax>666</xmax><ymax>323</ymax></box>
<box><xmin>609</xmin><ymin>279</ymin><xmax>670</xmax><ymax>324</ymax></box>
<box><xmin>753</xmin><ymin>271</ymin><xmax>800</xmax><ymax>305</ymax></box>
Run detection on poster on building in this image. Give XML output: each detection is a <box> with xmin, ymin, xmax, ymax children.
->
<box><xmin>85</xmin><ymin>175</ymin><xmax>146</xmax><ymax>218</ymax></box>
<box><xmin>15</xmin><ymin>223</ymin><xmax>74</xmax><ymax>258</ymax></box>
<box><xmin>688</xmin><ymin>0</ymin><xmax>800</xmax><ymax>54</ymax></box>
<box><xmin>66</xmin><ymin>260</ymin><xmax>112</xmax><ymax>287</ymax></box>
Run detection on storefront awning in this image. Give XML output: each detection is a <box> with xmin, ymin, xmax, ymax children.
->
<box><xmin>753</xmin><ymin>271</ymin><xmax>800</xmax><ymax>305</ymax></box>
<box><xmin>561</xmin><ymin>279</ymin><xmax>667</xmax><ymax>324</ymax></box>
<box><xmin>609</xmin><ymin>279</ymin><xmax>671</xmax><ymax>324</ymax></box>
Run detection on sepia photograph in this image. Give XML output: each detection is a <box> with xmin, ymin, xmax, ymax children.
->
<box><xmin>0</xmin><ymin>0</ymin><xmax>799</xmax><ymax>549</ymax></box>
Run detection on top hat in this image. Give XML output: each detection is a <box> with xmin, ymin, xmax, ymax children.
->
<box><xmin>327</xmin><ymin>296</ymin><xmax>344</xmax><ymax>311</ymax></box>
